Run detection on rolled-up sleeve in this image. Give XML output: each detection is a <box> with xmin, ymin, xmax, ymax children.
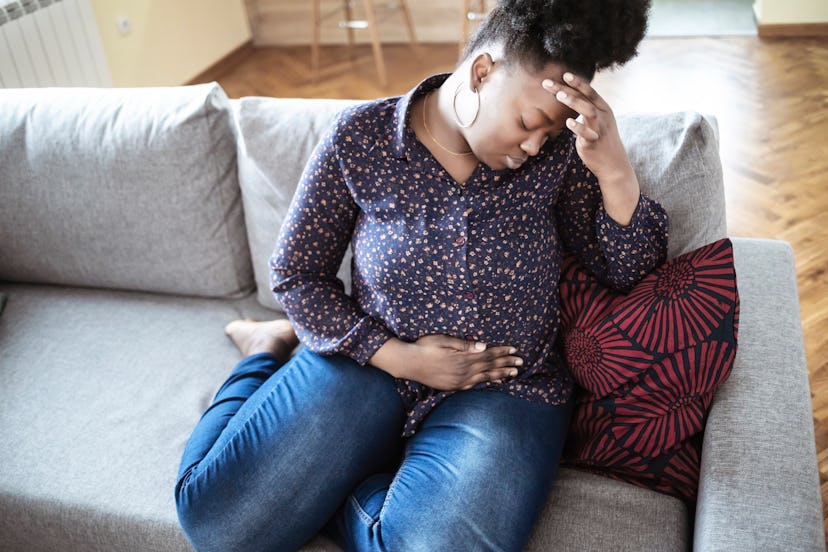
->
<box><xmin>555</xmin><ymin>141</ymin><xmax>669</xmax><ymax>292</ymax></box>
<box><xmin>269</xmin><ymin>112</ymin><xmax>394</xmax><ymax>365</ymax></box>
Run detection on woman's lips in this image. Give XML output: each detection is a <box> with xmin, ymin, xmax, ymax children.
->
<box><xmin>505</xmin><ymin>154</ymin><xmax>528</xmax><ymax>169</ymax></box>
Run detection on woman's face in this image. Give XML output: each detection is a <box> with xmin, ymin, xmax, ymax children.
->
<box><xmin>461</xmin><ymin>58</ymin><xmax>579</xmax><ymax>171</ymax></box>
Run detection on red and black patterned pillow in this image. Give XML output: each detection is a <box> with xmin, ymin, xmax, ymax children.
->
<box><xmin>558</xmin><ymin>238</ymin><xmax>740</xmax><ymax>503</ymax></box>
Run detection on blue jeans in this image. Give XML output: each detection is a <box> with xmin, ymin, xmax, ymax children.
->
<box><xmin>175</xmin><ymin>347</ymin><xmax>572</xmax><ymax>552</ymax></box>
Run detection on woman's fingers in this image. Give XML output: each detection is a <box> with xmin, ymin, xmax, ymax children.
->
<box><xmin>472</xmin><ymin>346</ymin><xmax>523</xmax><ymax>369</ymax></box>
<box><xmin>450</xmin><ymin>343</ymin><xmax>523</xmax><ymax>390</ymax></box>
<box><xmin>558</xmin><ymin>73</ymin><xmax>610</xmax><ymax>111</ymax></box>
<box><xmin>554</xmin><ymin>88</ymin><xmax>598</xmax><ymax>121</ymax></box>
<box><xmin>560</xmin><ymin>72</ymin><xmax>610</xmax><ymax>111</ymax></box>
<box><xmin>542</xmin><ymin>78</ymin><xmax>595</xmax><ymax>117</ymax></box>
<box><xmin>566</xmin><ymin>116</ymin><xmax>600</xmax><ymax>141</ymax></box>
<box><xmin>458</xmin><ymin>346</ymin><xmax>522</xmax><ymax>390</ymax></box>
<box><xmin>423</xmin><ymin>335</ymin><xmax>523</xmax><ymax>390</ymax></box>
<box><xmin>542</xmin><ymin>78</ymin><xmax>603</xmax><ymax>145</ymax></box>
<box><xmin>411</xmin><ymin>335</ymin><xmax>527</xmax><ymax>391</ymax></box>
<box><xmin>477</xmin><ymin>344</ymin><xmax>517</xmax><ymax>358</ymax></box>
<box><xmin>542</xmin><ymin>74</ymin><xmax>610</xmax><ymax>131</ymax></box>
<box><xmin>460</xmin><ymin>367</ymin><xmax>520</xmax><ymax>390</ymax></box>
<box><xmin>435</xmin><ymin>335</ymin><xmax>487</xmax><ymax>352</ymax></box>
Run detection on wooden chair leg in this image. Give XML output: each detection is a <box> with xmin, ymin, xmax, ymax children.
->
<box><xmin>459</xmin><ymin>0</ymin><xmax>471</xmax><ymax>57</ymax></box>
<box><xmin>398</xmin><ymin>0</ymin><xmax>417</xmax><ymax>45</ymax></box>
<box><xmin>361</xmin><ymin>0</ymin><xmax>387</xmax><ymax>87</ymax></box>
<box><xmin>460</xmin><ymin>0</ymin><xmax>489</xmax><ymax>58</ymax></box>
<box><xmin>343</xmin><ymin>0</ymin><xmax>356</xmax><ymax>51</ymax></box>
<box><xmin>311</xmin><ymin>0</ymin><xmax>321</xmax><ymax>76</ymax></box>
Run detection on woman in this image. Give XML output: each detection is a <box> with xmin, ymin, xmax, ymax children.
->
<box><xmin>176</xmin><ymin>0</ymin><xmax>667</xmax><ymax>550</ymax></box>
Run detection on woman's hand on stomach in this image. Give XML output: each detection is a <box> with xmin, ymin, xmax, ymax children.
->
<box><xmin>370</xmin><ymin>335</ymin><xmax>523</xmax><ymax>391</ymax></box>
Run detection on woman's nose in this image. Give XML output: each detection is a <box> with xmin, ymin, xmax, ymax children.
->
<box><xmin>520</xmin><ymin>132</ymin><xmax>548</xmax><ymax>157</ymax></box>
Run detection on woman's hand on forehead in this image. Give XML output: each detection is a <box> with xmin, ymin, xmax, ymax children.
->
<box><xmin>541</xmin><ymin>73</ymin><xmax>607</xmax><ymax>141</ymax></box>
<box><xmin>540</xmin><ymin>73</ymin><xmax>632</xmax><ymax>182</ymax></box>
<box><xmin>541</xmin><ymin>72</ymin><xmax>640</xmax><ymax>225</ymax></box>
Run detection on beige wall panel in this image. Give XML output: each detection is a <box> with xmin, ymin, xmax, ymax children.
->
<box><xmin>90</xmin><ymin>0</ymin><xmax>252</xmax><ymax>87</ymax></box>
<box><xmin>753</xmin><ymin>0</ymin><xmax>828</xmax><ymax>24</ymax></box>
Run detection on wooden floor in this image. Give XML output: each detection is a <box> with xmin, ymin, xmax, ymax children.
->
<box><xmin>206</xmin><ymin>37</ymin><xmax>828</xmax><ymax>538</ymax></box>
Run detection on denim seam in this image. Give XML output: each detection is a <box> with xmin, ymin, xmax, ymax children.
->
<box><xmin>377</xmin><ymin>458</ymin><xmax>405</xmax><ymax>522</ymax></box>
<box><xmin>350</xmin><ymin>494</ymin><xmax>377</xmax><ymax>526</ymax></box>
<box><xmin>179</xmin><ymin>359</ymin><xmax>292</xmax><ymax>496</ymax></box>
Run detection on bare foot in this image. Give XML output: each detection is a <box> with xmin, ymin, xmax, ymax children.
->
<box><xmin>224</xmin><ymin>318</ymin><xmax>299</xmax><ymax>360</ymax></box>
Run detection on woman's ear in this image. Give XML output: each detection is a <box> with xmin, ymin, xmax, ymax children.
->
<box><xmin>468</xmin><ymin>52</ymin><xmax>495</xmax><ymax>90</ymax></box>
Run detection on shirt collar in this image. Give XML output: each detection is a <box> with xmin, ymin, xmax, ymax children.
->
<box><xmin>392</xmin><ymin>73</ymin><xmax>452</xmax><ymax>160</ymax></box>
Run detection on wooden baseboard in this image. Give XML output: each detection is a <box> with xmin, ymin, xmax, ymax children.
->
<box><xmin>186</xmin><ymin>40</ymin><xmax>256</xmax><ymax>85</ymax></box>
<box><xmin>758</xmin><ymin>22</ymin><xmax>828</xmax><ymax>38</ymax></box>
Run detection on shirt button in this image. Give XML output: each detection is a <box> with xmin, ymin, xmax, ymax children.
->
<box><xmin>454</xmin><ymin>236</ymin><xmax>466</xmax><ymax>246</ymax></box>
<box><xmin>464</xmin><ymin>291</ymin><xmax>475</xmax><ymax>300</ymax></box>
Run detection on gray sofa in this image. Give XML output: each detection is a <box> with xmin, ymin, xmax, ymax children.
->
<box><xmin>0</xmin><ymin>82</ymin><xmax>823</xmax><ymax>552</ymax></box>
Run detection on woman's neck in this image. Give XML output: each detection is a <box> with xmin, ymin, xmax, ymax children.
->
<box><xmin>423</xmin><ymin>79</ymin><xmax>474</xmax><ymax>158</ymax></box>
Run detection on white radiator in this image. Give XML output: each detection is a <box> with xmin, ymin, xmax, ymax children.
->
<box><xmin>0</xmin><ymin>0</ymin><xmax>111</xmax><ymax>88</ymax></box>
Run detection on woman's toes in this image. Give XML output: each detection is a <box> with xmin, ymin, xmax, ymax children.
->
<box><xmin>224</xmin><ymin>319</ymin><xmax>241</xmax><ymax>336</ymax></box>
<box><xmin>224</xmin><ymin>318</ymin><xmax>298</xmax><ymax>359</ymax></box>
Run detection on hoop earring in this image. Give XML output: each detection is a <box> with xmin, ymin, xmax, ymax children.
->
<box><xmin>453</xmin><ymin>83</ymin><xmax>480</xmax><ymax>129</ymax></box>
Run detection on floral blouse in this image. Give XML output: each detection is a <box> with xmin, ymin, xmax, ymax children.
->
<box><xmin>270</xmin><ymin>73</ymin><xmax>669</xmax><ymax>437</ymax></box>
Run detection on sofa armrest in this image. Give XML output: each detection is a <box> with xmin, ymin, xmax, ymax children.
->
<box><xmin>694</xmin><ymin>238</ymin><xmax>824</xmax><ymax>551</ymax></box>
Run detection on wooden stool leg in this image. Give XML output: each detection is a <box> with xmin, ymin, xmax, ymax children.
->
<box><xmin>343</xmin><ymin>0</ymin><xmax>356</xmax><ymax>51</ymax></box>
<box><xmin>362</xmin><ymin>0</ymin><xmax>387</xmax><ymax>87</ymax></box>
<box><xmin>311</xmin><ymin>0</ymin><xmax>321</xmax><ymax>75</ymax></box>
<box><xmin>459</xmin><ymin>0</ymin><xmax>488</xmax><ymax>58</ymax></box>
<box><xmin>398</xmin><ymin>0</ymin><xmax>417</xmax><ymax>45</ymax></box>
<box><xmin>459</xmin><ymin>0</ymin><xmax>471</xmax><ymax>57</ymax></box>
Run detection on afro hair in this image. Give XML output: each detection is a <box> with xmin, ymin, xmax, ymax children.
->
<box><xmin>463</xmin><ymin>0</ymin><xmax>651</xmax><ymax>79</ymax></box>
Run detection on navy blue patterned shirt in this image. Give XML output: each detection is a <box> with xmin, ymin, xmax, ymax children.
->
<box><xmin>271</xmin><ymin>74</ymin><xmax>669</xmax><ymax>436</ymax></box>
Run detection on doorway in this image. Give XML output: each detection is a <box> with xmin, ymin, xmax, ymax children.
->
<box><xmin>648</xmin><ymin>0</ymin><xmax>757</xmax><ymax>36</ymax></box>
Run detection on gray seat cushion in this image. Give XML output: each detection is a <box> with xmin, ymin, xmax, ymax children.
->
<box><xmin>0</xmin><ymin>283</ymin><xmax>278</xmax><ymax>551</ymax></box>
<box><xmin>0</xmin><ymin>283</ymin><xmax>688</xmax><ymax>551</ymax></box>
<box><xmin>0</xmin><ymin>83</ymin><xmax>254</xmax><ymax>299</ymax></box>
<box><xmin>530</xmin><ymin>468</ymin><xmax>689</xmax><ymax>551</ymax></box>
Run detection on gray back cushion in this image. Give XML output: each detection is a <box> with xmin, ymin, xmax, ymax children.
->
<box><xmin>232</xmin><ymin>97</ymin><xmax>361</xmax><ymax>311</ymax></box>
<box><xmin>0</xmin><ymin>82</ymin><xmax>254</xmax><ymax>298</ymax></box>
<box><xmin>232</xmin><ymin>97</ymin><xmax>725</xmax><ymax>311</ymax></box>
<box><xmin>618</xmin><ymin>111</ymin><xmax>725</xmax><ymax>260</ymax></box>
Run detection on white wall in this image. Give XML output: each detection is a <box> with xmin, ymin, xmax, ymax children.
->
<box><xmin>754</xmin><ymin>0</ymin><xmax>828</xmax><ymax>24</ymax></box>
